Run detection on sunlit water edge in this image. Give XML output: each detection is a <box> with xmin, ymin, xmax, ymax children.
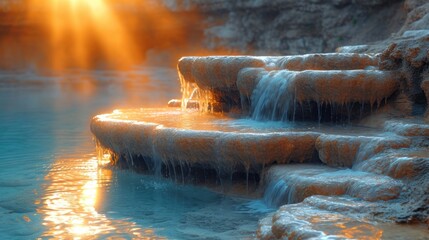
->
<box><xmin>34</xmin><ymin>151</ymin><xmax>273</xmax><ymax>239</ymax></box>
<box><xmin>2</xmin><ymin>68</ymin><xmax>427</xmax><ymax>240</ymax></box>
<box><xmin>0</xmin><ymin>69</ymin><xmax>271</xmax><ymax>239</ymax></box>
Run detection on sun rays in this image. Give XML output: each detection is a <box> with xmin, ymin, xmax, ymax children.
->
<box><xmin>26</xmin><ymin>0</ymin><xmax>141</xmax><ymax>70</ymax></box>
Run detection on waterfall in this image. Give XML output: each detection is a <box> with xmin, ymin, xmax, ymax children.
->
<box><xmin>179</xmin><ymin>70</ymin><xmax>215</xmax><ymax>112</ymax></box>
<box><xmin>250</xmin><ymin>71</ymin><xmax>297</xmax><ymax>121</ymax></box>
<box><xmin>263</xmin><ymin>179</ymin><xmax>291</xmax><ymax>208</ymax></box>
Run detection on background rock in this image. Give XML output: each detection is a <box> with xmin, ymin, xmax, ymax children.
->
<box><xmin>165</xmin><ymin>0</ymin><xmax>410</xmax><ymax>54</ymax></box>
<box><xmin>163</xmin><ymin>0</ymin><xmax>429</xmax><ymax>57</ymax></box>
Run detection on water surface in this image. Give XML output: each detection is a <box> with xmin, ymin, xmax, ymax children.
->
<box><xmin>0</xmin><ymin>68</ymin><xmax>270</xmax><ymax>239</ymax></box>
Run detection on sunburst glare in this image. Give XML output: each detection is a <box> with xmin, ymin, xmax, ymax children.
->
<box><xmin>27</xmin><ymin>0</ymin><xmax>140</xmax><ymax>70</ymax></box>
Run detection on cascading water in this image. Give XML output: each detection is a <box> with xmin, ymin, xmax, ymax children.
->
<box><xmin>262</xmin><ymin>179</ymin><xmax>290</xmax><ymax>208</ymax></box>
<box><xmin>91</xmin><ymin>55</ymin><xmax>429</xmax><ymax>239</ymax></box>
<box><xmin>250</xmin><ymin>71</ymin><xmax>297</xmax><ymax>121</ymax></box>
<box><xmin>178</xmin><ymin>69</ymin><xmax>215</xmax><ymax>111</ymax></box>
<box><xmin>4</xmin><ymin>0</ymin><xmax>428</xmax><ymax>237</ymax></box>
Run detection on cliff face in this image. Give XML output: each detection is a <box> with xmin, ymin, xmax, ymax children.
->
<box><xmin>0</xmin><ymin>0</ymin><xmax>427</xmax><ymax>68</ymax></box>
<box><xmin>165</xmin><ymin>0</ymin><xmax>427</xmax><ymax>55</ymax></box>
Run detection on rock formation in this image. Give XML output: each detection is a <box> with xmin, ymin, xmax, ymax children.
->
<box><xmin>164</xmin><ymin>0</ymin><xmax>407</xmax><ymax>54</ymax></box>
<box><xmin>91</xmin><ymin>0</ymin><xmax>429</xmax><ymax>238</ymax></box>
<box><xmin>92</xmin><ymin>50</ymin><xmax>429</xmax><ymax>238</ymax></box>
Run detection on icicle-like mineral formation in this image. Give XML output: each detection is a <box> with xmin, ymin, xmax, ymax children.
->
<box><xmin>92</xmin><ymin>47</ymin><xmax>429</xmax><ymax>239</ymax></box>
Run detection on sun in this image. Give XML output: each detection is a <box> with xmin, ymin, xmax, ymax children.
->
<box><xmin>27</xmin><ymin>0</ymin><xmax>139</xmax><ymax>70</ymax></box>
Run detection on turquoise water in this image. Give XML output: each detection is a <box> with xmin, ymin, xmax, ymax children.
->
<box><xmin>0</xmin><ymin>68</ymin><xmax>270</xmax><ymax>239</ymax></box>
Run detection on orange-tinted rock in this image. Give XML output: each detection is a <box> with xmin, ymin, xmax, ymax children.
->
<box><xmin>380</xmin><ymin>37</ymin><xmax>429</xmax><ymax>99</ymax></box>
<box><xmin>315</xmin><ymin>134</ymin><xmax>411</xmax><ymax>168</ymax></box>
<box><xmin>380</xmin><ymin>39</ymin><xmax>429</xmax><ymax>70</ymax></box>
<box><xmin>177</xmin><ymin>57</ymin><xmax>197</xmax><ymax>83</ymax></box>
<box><xmin>256</xmin><ymin>216</ymin><xmax>275</xmax><ymax>240</ymax></box>
<box><xmin>258</xmin><ymin>197</ymin><xmax>384</xmax><ymax>240</ymax></box>
<box><xmin>249</xmin><ymin>69</ymin><xmax>400</xmax><ymax>121</ymax></box>
<box><xmin>177</xmin><ymin>56</ymin><xmax>269</xmax><ymax>112</ymax></box>
<box><xmin>153</xmin><ymin>130</ymin><xmax>319</xmax><ymax>168</ymax></box>
<box><xmin>276</xmin><ymin>53</ymin><xmax>379</xmax><ymax>71</ymax></box>
<box><xmin>91</xmin><ymin>109</ymin><xmax>320</xmax><ymax>172</ymax></box>
<box><xmin>216</xmin><ymin>132</ymin><xmax>319</xmax><ymax>167</ymax></box>
<box><xmin>292</xmin><ymin>70</ymin><xmax>399</xmax><ymax>106</ymax></box>
<box><xmin>237</xmin><ymin>68</ymin><xmax>267</xmax><ymax>112</ymax></box>
<box><xmin>178</xmin><ymin>56</ymin><xmax>267</xmax><ymax>91</ymax></box>
<box><xmin>385</xmin><ymin>120</ymin><xmax>429</xmax><ymax>136</ymax></box>
<box><xmin>91</xmin><ymin>115</ymin><xmax>159</xmax><ymax>159</ymax></box>
<box><xmin>263</xmin><ymin>164</ymin><xmax>402</xmax><ymax>205</ymax></box>
<box><xmin>315</xmin><ymin>135</ymin><xmax>364</xmax><ymax>167</ymax></box>
<box><xmin>258</xmin><ymin>195</ymin><xmax>429</xmax><ymax>240</ymax></box>
<box><xmin>354</xmin><ymin>149</ymin><xmax>429</xmax><ymax>179</ymax></box>
<box><xmin>237</xmin><ymin>68</ymin><xmax>266</xmax><ymax>98</ymax></box>
<box><xmin>178</xmin><ymin>56</ymin><xmax>400</xmax><ymax>115</ymax></box>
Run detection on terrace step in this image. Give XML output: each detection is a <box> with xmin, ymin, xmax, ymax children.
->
<box><xmin>353</xmin><ymin>148</ymin><xmax>429</xmax><ymax>179</ymax></box>
<box><xmin>177</xmin><ymin>55</ymin><xmax>401</xmax><ymax>122</ymax></box>
<box><xmin>258</xmin><ymin>196</ymin><xmax>382</xmax><ymax>240</ymax></box>
<box><xmin>92</xmin><ymin>109</ymin><xmax>427</xmax><ymax>175</ymax></box>
<box><xmin>257</xmin><ymin>195</ymin><xmax>429</xmax><ymax>240</ymax></box>
<box><xmin>90</xmin><ymin>109</ymin><xmax>321</xmax><ymax>173</ymax></box>
<box><xmin>275</xmin><ymin>53</ymin><xmax>379</xmax><ymax>71</ymax></box>
<box><xmin>263</xmin><ymin>164</ymin><xmax>402</xmax><ymax>207</ymax></box>
<box><xmin>315</xmin><ymin>134</ymin><xmax>410</xmax><ymax>168</ymax></box>
<box><xmin>243</xmin><ymin>69</ymin><xmax>400</xmax><ymax>121</ymax></box>
<box><xmin>178</xmin><ymin>53</ymin><xmax>379</xmax><ymax>91</ymax></box>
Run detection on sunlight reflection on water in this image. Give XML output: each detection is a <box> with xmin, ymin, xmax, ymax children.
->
<box><xmin>0</xmin><ymin>68</ymin><xmax>269</xmax><ymax>239</ymax></box>
<box><xmin>39</xmin><ymin>154</ymin><xmax>164</xmax><ymax>239</ymax></box>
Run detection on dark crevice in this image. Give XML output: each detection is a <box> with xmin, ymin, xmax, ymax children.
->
<box><xmin>113</xmin><ymin>153</ymin><xmax>263</xmax><ymax>195</ymax></box>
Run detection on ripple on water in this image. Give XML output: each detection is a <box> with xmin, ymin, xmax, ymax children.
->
<box><xmin>36</xmin><ymin>153</ymin><xmax>270</xmax><ymax>239</ymax></box>
<box><xmin>38</xmin><ymin>154</ymin><xmax>166</xmax><ymax>239</ymax></box>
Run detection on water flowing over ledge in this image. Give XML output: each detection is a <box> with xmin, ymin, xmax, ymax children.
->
<box><xmin>176</xmin><ymin>54</ymin><xmax>405</xmax><ymax>122</ymax></box>
<box><xmin>92</xmin><ymin>52</ymin><xmax>429</xmax><ymax>239</ymax></box>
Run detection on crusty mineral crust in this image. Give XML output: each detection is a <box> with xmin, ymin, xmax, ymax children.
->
<box><xmin>291</xmin><ymin>70</ymin><xmax>399</xmax><ymax>105</ymax></box>
<box><xmin>180</xmin><ymin>55</ymin><xmax>400</xmax><ymax>117</ymax></box>
<box><xmin>178</xmin><ymin>56</ymin><xmax>267</xmax><ymax>90</ymax></box>
<box><xmin>241</xmin><ymin>69</ymin><xmax>401</xmax><ymax>122</ymax></box>
<box><xmin>264</xmin><ymin>164</ymin><xmax>403</xmax><ymax>204</ymax></box>
<box><xmin>315</xmin><ymin>134</ymin><xmax>411</xmax><ymax>168</ymax></box>
<box><xmin>91</xmin><ymin>111</ymin><xmax>320</xmax><ymax>171</ymax></box>
<box><xmin>276</xmin><ymin>53</ymin><xmax>379</xmax><ymax>71</ymax></box>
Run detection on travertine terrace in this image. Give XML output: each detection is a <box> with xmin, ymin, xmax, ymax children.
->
<box><xmin>92</xmin><ymin>34</ymin><xmax>429</xmax><ymax>238</ymax></box>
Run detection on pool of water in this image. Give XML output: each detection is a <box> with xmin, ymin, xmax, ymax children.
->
<box><xmin>0</xmin><ymin>68</ymin><xmax>271</xmax><ymax>239</ymax></box>
<box><xmin>100</xmin><ymin>108</ymin><xmax>382</xmax><ymax>135</ymax></box>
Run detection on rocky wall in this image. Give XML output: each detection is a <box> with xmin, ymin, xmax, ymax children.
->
<box><xmin>165</xmin><ymin>0</ymin><xmax>407</xmax><ymax>54</ymax></box>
